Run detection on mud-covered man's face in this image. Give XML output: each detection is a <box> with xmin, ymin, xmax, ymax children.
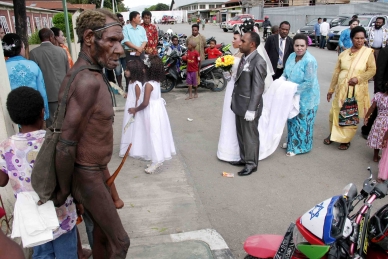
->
<box><xmin>93</xmin><ymin>18</ymin><xmax>124</xmax><ymax>70</ymax></box>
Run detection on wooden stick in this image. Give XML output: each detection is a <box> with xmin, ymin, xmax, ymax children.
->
<box><xmin>106</xmin><ymin>143</ymin><xmax>132</xmax><ymax>187</ymax></box>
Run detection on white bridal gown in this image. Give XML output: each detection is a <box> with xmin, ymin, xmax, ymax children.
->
<box><xmin>217</xmin><ymin>45</ymin><xmax>300</xmax><ymax>161</ymax></box>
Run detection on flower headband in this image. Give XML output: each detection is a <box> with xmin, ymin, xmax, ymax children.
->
<box><xmin>2</xmin><ymin>39</ymin><xmax>17</xmax><ymax>51</ymax></box>
<box><xmin>143</xmin><ymin>56</ymin><xmax>151</xmax><ymax>68</ymax></box>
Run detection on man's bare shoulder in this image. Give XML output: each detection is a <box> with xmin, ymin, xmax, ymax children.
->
<box><xmin>66</xmin><ymin>68</ymin><xmax>102</xmax><ymax>98</ymax></box>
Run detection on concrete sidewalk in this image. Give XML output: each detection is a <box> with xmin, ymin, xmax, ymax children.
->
<box><xmin>78</xmin><ymin>95</ymin><xmax>235</xmax><ymax>259</ymax></box>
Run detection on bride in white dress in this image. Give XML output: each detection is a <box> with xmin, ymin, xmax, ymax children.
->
<box><xmin>217</xmin><ymin>30</ymin><xmax>300</xmax><ymax>162</ymax></box>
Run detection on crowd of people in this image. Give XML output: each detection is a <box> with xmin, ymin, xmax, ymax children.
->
<box><xmin>0</xmin><ymin>7</ymin><xmax>388</xmax><ymax>259</ymax></box>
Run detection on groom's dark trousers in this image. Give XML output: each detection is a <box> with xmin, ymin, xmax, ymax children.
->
<box><xmin>235</xmin><ymin>114</ymin><xmax>260</xmax><ymax>169</ymax></box>
<box><xmin>231</xmin><ymin>50</ymin><xmax>266</xmax><ymax>170</ymax></box>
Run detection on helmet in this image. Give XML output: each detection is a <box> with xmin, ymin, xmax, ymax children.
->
<box><xmin>369</xmin><ymin>204</ymin><xmax>388</xmax><ymax>250</ymax></box>
<box><xmin>240</xmin><ymin>18</ymin><xmax>255</xmax><ymax>33</ymax></box>
<box><xmin>265</xmin><ymin>16</ymin><xmax>269</xmax><ymax>19</ymax></box>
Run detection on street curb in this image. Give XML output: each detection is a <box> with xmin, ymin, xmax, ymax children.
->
<box><xmin>171</xmin><ymin>229</ymin><xmax>235</xmax><ymax>259</ymax></box>
<box><xmin>129</xmin><ymin>229</ymin><xmax>235</xmax><ymax>259</ymax></box>
<box><xmin>114</xmin><ymin>106</ymin><xmax>125</xmax><ymax>112</ymax></box>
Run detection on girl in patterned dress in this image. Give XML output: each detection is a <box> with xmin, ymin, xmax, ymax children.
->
<box><xmin>379</xmin><ymin>130</ymin><xmax>388</xmax><ymax>181</ymax></box>
<box><xmin>0</xmin><ymin>87</ymin><xmax>77</xmax><ymax>258</ymax></box>
<box><xmin>365</xmin><ymin>85</ymin><xmax>388</xmax><ymax>162</ymax></box>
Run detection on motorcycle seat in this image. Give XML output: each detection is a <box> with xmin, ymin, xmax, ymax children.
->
<box><xmin>201</xmin><ymin>58</ymin><xmax>216</xmax><ymax>68</ymax></box>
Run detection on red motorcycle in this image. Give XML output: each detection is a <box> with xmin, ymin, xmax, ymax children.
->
<box><xmin>244</xmin><ymin>168</ymin><xmax>388</xmax><ymax>259</ymax></box>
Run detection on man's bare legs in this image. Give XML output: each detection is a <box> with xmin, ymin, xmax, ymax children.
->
<box><xmin>72</xmin><ymin>167</ymin><xmax>130</xmax><ymax>259</ymax></box>
<box><xmin>77</xmin><ymin>227</ymin><xmax>92</xmax><ymax>259</ymax></box>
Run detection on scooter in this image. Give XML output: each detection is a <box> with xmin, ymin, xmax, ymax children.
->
<box><xmin>161</xmin><ymin>48</ymin><xmax>226</xmax><ymax>93</ymax></box>
<box><xmin>263</xmin><ymin>26</ymin><xmax>272</xmax><ymax>42</ymax></box>
<box><xmin>243</xmin><ymin>167</ymin><xmax>388</xmax><ymax>259</ymax></box>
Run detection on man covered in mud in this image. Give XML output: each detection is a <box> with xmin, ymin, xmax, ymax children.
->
<box><xmin>54</xmin><ymin>9</ymin><xmax>129</xmax><ymax>259</ymax></box>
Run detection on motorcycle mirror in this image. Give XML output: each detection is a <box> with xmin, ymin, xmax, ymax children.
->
<box><xmin>367</xmin><ymin>166</ymin><xmax>372</xmax><ymax>179</ymax></box>
<box><xmin>342</xmin><ymin>183</ymin><xmax>357</xmax><ymax>200</ymax></box>
<box><xmin>166</xmin><ymin>48</ymin><xmax>172</xmax><ymax>56</ymax></box>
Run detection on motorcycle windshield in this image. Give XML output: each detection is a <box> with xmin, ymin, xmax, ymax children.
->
<box><xmin>297</xmin><ymin>243</ymin><xmax>330</xmax><ymax>259</ymax></box>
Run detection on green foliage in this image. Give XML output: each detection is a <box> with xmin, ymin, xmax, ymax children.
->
<box><xmin>145</xmin><ymin>3</ymin><xmax>169</xmax><ymax>11</ymax></box>
<box><xmin>117</xmin><ymin>2</ymin><xmax>128</xmax><ymax>12</ymax></box>
<box><xmin>52</xmin><ymin>12</ymin><xmax>74</xmax><ymax>40</ymax></box>
<box><xmin>28</xmin><ymin>30</ymin><xmax>41</xmax><ymax>45</ymax></box>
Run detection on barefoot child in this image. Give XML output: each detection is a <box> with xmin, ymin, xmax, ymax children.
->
<box><xmin>186</xmin><ymin>40</ymin><xmax>201</xmax><ymax>100</ymax></box>
<box><xmin>0</xmin><ymin>87</ymin><xmax>77</xmax><ymax>257</ymax></box>
<box><xmin>365</xmin><ymin>85</ymin><xmax>388</xmax><ymax>162</ymax></box>
<box><xmin>129</xmin><ymin>55</ymin><xmax>176</xmax><ymax>174</ymax></box>
<box><xmin>119</xmin><ymin>60</ymin><xmax>145</xmax><ymax>157</ymax></box>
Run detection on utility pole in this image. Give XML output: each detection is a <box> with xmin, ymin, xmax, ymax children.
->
<box><xmin>62</xmin><ymin>0</ymin><xmax>72</xmax><ymax>56</ymax></box>
<box><xmin>13</xmin><ymin>0</ymin><xmax>29</xmax><ymax>58</ymax></box>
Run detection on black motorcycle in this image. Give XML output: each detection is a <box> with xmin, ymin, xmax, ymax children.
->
<box><xmin>161</xmin><ymin>49</ymin><xmax>226</xmax><ymax>93</ymax></box>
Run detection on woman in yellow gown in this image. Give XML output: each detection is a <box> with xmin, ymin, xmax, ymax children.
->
<box><xmin>324</xmin><ymin>26</ymin><xmax>376</xmax><ymax>150</ymax></box>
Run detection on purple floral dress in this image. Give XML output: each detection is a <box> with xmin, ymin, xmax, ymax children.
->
<box><xmin>367</xmin><ymin>92</ymin><xmax>388</xmax><ymax>149</ymax></box>
<box><xmin>0</xmin><ymin>130</ymin><xmax>77</xmax><ymax>239</ymax></box>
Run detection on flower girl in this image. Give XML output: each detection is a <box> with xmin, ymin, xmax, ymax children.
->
<box><xmin>119</xmin><ymin>60</ymin><xmax>144</xmax><ymax>157</ymax></box>
<box><xmin>129</xmin><ymin>55</ymin><xmax>176</xmax><ymax>174</ymax></box>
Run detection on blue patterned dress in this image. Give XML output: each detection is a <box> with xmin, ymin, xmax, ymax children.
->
<box><xmin>282</xmin><ymin>51</ymin><xmax>320</xmax><ymax>155</ymax></box>
<box><xmin>6</xmin><ymin>56</ymin><xmax>49</xmax><ymax>120</ymax></box>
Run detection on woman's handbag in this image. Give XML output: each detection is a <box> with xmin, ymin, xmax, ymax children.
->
<box><xmin>339</xmin><ymin>86</ymin><xmax>359</xmax><ymax>126</ymax></box>
<box><xmin>31</xmin><ymin>65</ymin><xmax>102</xmax><ymax>204</ymax></box>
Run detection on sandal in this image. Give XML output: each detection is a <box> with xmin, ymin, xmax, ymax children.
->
<box><xmin>286</xmin><ymin>152</ymin><xmax>296</xmax><ymax>157</ymax></box>
<box><xmin>338</xmin><ymin>143</ymin><xmax>351</xmax><ymax>150</ymax></box>
<box><xmin>323</xmin><ymin>135</ymin><xmax>333</xmax><ymax>145</ymax></box>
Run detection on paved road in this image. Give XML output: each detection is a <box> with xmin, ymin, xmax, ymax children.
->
<box><xmin>120</xmin><ymin>23</ymin><xmax>384</xmax><ymax>258</ymax></box>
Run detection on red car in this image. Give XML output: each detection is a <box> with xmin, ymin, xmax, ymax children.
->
<box><xmin>220</xmin><ymin>14</ymin><xmax>263</xmax><ymax>32</ymax></box>
<box><xmin>161</xmin><ymin>15</ymin><xmax>176</xmax><ymax>24</ymax></box>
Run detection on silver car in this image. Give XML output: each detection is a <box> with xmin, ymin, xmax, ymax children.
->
<box><xmin>327</xmin><ymin>15</ymin><xmax>388</xmax><ymax>51</ymax></box>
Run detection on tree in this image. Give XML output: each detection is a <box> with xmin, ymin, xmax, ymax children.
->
<box><xmin>145</xmin><ymin>3</ymin><xmax>169</xmax><ymax>11</ymax></box>
<box><xmin>52</xmin><ymin>12</ymin><xmax>74</xmax><ymax>40</ymax></box>
<box><xmin>13</xmin><ymin>0</ymin><xmax>29</xmax><ymax>57</ymax></box>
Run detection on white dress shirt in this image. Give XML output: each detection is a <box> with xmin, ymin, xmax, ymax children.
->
<box><xmin>320</xmin><ymin>22</ymin><xmax>330</xmax><ymax>36</ymax></box>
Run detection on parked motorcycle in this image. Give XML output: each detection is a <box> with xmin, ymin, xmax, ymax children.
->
<box><xmin>263</xmin><ymin>26</ymin><xmax>272</xmax><ymax>42</ymax></box>
<box><xmin>177</xmin><ymin>33</ymin><xmax>187</xmax><ymax>45</ymax></box>
<box><xmin>157</xmin><ymin>36</ymin><xmax>171</xmax><ymax>58</ymax></box>
<box><xmin>161</xmin><ymin>48</ymin><xmax>226</xmax><ymax>93</ymax></box>
<box><xmin>243</xmin><ymin>167</ymin><xmax>388</xmax><ymax>259</ymax></box>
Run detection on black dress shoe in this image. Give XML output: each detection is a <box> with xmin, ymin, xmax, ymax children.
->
<box><xmin>238</xmin><ymin>167</ymin><xmax>257</xmax><ymax>176</ymax></box>
<box><xmin>229</xmin><ymin>160</ymin><xmax>245</xmax><ymax>166</ymax></box>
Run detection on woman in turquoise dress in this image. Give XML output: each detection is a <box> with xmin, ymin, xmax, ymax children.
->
<box><xmin>4</xmin><ymin>33</ymin><xmax>49</xmax><ymax>120</ymax></box>
<box><xmin>282</xmin><ymin>34</ymin><xmax>320</xmax><ymax>156</ymax></box>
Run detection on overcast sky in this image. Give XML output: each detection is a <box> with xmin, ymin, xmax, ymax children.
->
<box><xmin>125</xmin><ymin>0</ymin><xmax>171</xmax><ymax>9</ymax></box>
